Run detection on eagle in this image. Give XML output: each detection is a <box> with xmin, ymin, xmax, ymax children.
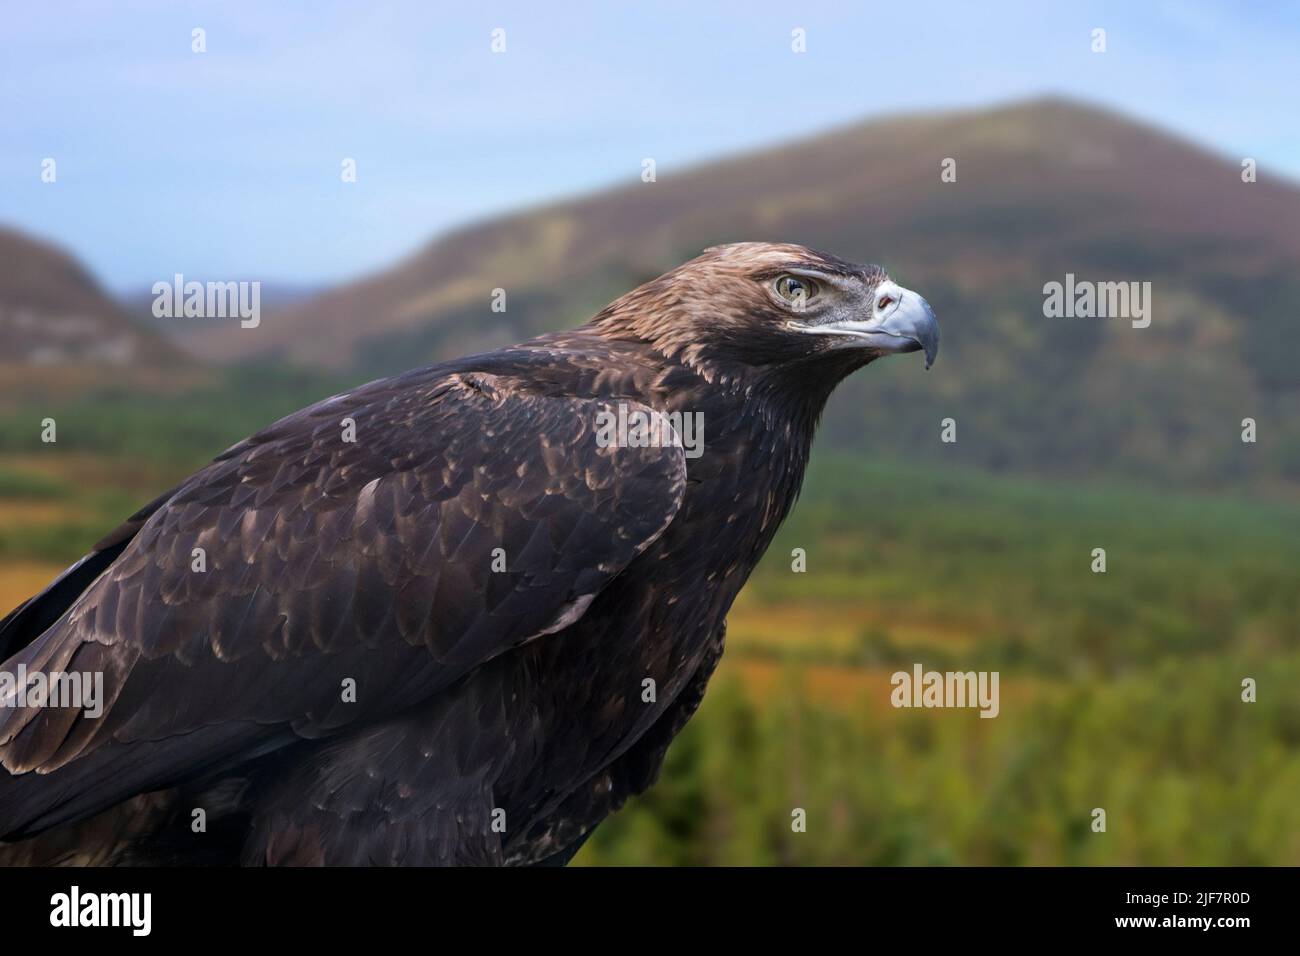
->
<box><xmin>0</xmin><ymin>242</ymin><xmax>938</xmax><ymax>865</ymax></box>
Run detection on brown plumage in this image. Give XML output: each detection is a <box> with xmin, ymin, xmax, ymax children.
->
<box><xmin>0</xmin><ymin>242</ymin><xmax>937</xmax><ymax>865</ymax></box>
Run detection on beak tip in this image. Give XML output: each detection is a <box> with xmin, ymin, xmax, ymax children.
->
<box><xmin>918</xmin><ymin>336</ymin><xmax>938</xmax><ymax>370</ymax></box>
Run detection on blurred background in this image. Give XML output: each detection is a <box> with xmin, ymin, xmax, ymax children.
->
<box><xmin>1</xmin><ymin>1</ymin><xmax>1298</xmax><ymax>864</ymax></box>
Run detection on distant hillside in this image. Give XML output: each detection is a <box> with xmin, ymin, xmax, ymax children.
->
<box><xmin>123</xmin><ymin>281</ymin><xmax>324</xmax><ymax>344</ymax></box>
<box><xmin>99</xmin><ymin>99</ymin><xmax>1300</xmax><ymax>488</ymax></box>
<box><xmin>0</xmin><ymin>229</ymin><xmax>182</xmax><ymax>371</ymax></box>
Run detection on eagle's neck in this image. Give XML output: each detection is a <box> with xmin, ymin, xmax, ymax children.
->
<box><xmin>654</xmin><ymin>351</ymin><xmax>854</xmax><ymax>568</ymax></box>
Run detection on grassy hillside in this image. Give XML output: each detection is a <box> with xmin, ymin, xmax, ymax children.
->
<box><xmin>577</xmin><ymin>456</ymin><xmax>1300</xmax><ymax>865</ymax></box>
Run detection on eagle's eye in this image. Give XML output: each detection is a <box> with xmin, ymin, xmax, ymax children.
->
<box><xmin>774</xmin><ymin>274</ymin><xmax>819</xmax><ymax>307</ymax></box>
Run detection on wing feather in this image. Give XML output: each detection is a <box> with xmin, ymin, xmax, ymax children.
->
<box><xmin>0</xmin><ymin>364</ymin><xmax>684</xmax><ymax>839</ymax></box>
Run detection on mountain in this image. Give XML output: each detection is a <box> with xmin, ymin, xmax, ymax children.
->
<box><xmin>0</xmin><ymin>228</ymin><xmax>185</xmax><ymax>379</ymax></box>
<box><xmin>153</xmin><ymin>98</ymin><xmax>1300</xmax><ymax>488</ymax></box>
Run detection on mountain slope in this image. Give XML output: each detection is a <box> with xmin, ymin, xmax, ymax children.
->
<box><xmin>186</xmin><ymin>97</ymin><xmax>1300</xmax><ymax>367</ymax></box>
<box><xmin>183</xmin><ymin>97</ymin><xmax>1300</xmax><ymax>489</ymax></box>
<box><xmin>0</xmin><ymin>229</ymin><xmax>183</xmax><ymax>371</ymax></box>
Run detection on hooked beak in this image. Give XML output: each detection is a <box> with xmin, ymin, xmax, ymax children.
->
<box><xmin>796</xmin><ymin>280</ymin><xmax>940</xmax><ymax>369</ymax></box>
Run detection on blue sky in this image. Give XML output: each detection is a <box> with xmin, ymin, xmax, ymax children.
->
<box><xmin>1</xmin><ymin>0</ymin><xmax>1297</xmax><ymax>291</ymax></box>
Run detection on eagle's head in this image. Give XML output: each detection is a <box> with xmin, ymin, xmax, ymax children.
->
<box><xmin>590</xmin><ymin>241</ymin><xmax>939</xmax><ymax>385</ymax></box>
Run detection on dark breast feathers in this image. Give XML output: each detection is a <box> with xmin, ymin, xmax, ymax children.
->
<box><xmin>0</xmin><ymin>334</ymin><xmax>796</xmax><ymax>865</ymax></box>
